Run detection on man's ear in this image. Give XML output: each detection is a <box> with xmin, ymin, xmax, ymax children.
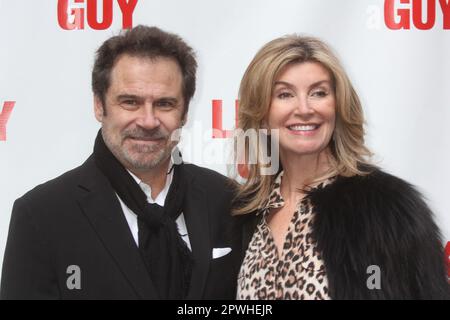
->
<box><xmin>181</xmin><ymin>113</ymin><xmax>188</xmax><ymax>126</ymax></box>
<box><xmin>94</xmin><ymin>96</ymin><xmax>104</xmax><ymax>122</ymax></box>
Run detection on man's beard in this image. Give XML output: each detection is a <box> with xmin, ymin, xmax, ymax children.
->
<box><xmin>102</xmin><ymin>126</ymin><xmax>175</xmax><ymax>171</ymax></box>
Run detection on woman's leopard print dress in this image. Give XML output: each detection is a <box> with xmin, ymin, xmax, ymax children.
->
<box><xmin>237</xmin><ymin>171</ymin><xmax>334</xmax><ymax>300</ymax></box>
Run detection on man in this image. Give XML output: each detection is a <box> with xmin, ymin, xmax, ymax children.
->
<box><xmin>1</xmin><ymin>26</ymin><xmax>240</xmax><ymax>299</ymax></box>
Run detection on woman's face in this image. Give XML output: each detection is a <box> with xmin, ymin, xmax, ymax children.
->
<box><xmin>267</xmin><ymin>61</ymin><xmax>336</xmax><ymax>158</ymax></box>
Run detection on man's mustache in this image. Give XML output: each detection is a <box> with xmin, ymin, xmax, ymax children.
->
<box><xmin>122</xmin><ymin>128</ymin><xmax>168</xmax><ymax>140</ymax></box>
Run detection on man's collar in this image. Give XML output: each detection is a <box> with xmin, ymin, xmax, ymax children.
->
<box><xmin>126</xmin><ymin>161</ymin><xmax>175</xmax><ymax>205</ymax></box>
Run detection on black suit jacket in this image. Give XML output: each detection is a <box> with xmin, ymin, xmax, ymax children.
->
<box><xmin>1</xmin><ymin>156</ymin><xmax>241</xmax><ymax>300</ymax></box>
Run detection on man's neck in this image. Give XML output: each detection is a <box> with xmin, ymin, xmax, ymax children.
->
<box><xmin>128</xmin><ymin>158</ymin><xmax>171</xmax><ymax>200</ymax></box>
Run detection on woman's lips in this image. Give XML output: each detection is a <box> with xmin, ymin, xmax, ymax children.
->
<box><xmin>286</xmin><ymin>124</ymin><xmax>321</xmax><ymax>136</ymax></box>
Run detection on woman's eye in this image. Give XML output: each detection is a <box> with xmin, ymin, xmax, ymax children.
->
<box><xmin>311</xmin><ymin>90</ymin><xmax>328</xmax><ymax>98</ymax></box>
<box><xmin>277</xmin><ymin>92</ymin><xmax>293</xmax><ymax>99</ymax></box>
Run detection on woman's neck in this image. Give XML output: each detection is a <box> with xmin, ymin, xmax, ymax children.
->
<box><xmin>279</xmin><ymin>149</ymin><xmax>331</xmax><ymax>205</ymax></box>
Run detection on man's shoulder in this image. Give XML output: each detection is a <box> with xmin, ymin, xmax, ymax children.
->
<box><xmin>181</xmin><ymin>163</ymin><xmax>238</xmax><ymax>203</ymax></box>
<box><xmin>181</xmin><ymin>163</ymin><xmax>233</xmax><ymax>187</ymax></box>
<box><xmin>18</xmin><ymin>158</ymin><xmax>94</xmax><ymax>206</ymax></box>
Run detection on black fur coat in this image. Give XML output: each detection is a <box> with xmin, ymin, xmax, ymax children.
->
<box><xmin>239</xmin><ymin>168</ymin><xmax>450</xmax><ymax>299</ymax></box>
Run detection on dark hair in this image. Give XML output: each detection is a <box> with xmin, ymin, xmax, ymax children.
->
<box><xmin>92</xmin><ymin>25</ymin><xmax>197</xmax><ymax>116</ymax></box>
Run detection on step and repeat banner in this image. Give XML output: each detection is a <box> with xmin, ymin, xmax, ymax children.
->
<box><xmin>1</xmin><ymin>0</ymin><xmax>449</xmax><ymax>279</ymax></box>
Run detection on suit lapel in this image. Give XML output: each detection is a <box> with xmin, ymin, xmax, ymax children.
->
<box><xmin>182</xmin><ymin>166</ymin><xmax>211</xmax><ymax>299</ymax></box>
<box><xmin>76</xmin><ymin>157</ymin><xmax>158</xmax><ymax>299</ymax></box>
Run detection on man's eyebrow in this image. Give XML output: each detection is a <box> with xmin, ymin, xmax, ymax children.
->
<box><xmin>155</xmin><ymin>97</ymin><xmax>179</xmax><ymax>103</ymax></box>
<box><xmin>116</xmin><ymin>94</ymin><xmax>142</xmax><ymax>101</ymax></box>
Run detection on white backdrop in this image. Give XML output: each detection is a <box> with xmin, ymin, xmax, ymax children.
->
<box><xmin>1</xmin><ymin>0</ymin><xmax>449</xmax><ymax>277</ymax></box>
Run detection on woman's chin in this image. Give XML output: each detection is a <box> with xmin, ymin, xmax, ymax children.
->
<box><xmin>281</xmin><ymin>143</ymin><xmax>325</xmax><ymax>157</ymax></box>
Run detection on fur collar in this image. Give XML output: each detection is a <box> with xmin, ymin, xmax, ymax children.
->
<box><xmin>240</xmin><ymin>168</ymin><xmax>450</xmax><ymax>299</ymax></box>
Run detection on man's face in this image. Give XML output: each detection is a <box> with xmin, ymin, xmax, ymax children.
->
<box><xmin>94</xmin><ymin>54</ymin><xmax>185</xmax><ymax>172</ymax></box>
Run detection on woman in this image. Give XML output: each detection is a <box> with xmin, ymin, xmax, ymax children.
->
<box><xmin>233</xmin><ymin>35</ymin><xmax>449</xmax><ymax>299</ymax></box>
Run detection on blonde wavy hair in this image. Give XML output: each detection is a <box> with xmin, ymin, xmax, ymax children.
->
<box><xmin>233</xmin><ymin>35</ymin><xmax>373</xmax><ymax>216</ymax></box>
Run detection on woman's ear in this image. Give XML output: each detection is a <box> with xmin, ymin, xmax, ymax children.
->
<box><xmin>260</xmin><ymin>119</ymin><xmax>268</xmax><ymax>129</ymax></box>
<box><xmin>261</xmin><ymin>120</ymin><xmax>271</xmax><ymax>134</ymax></box>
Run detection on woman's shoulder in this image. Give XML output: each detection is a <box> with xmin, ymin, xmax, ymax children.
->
<box><xmin>310</xmin><ymin>166</ymin><xmax>449</xmax><ymax>299</ymax></box>
<box><xmin>309</xmin><ymin>165</ymin><xmax>441</xmax><ymax>246</ymax></box>
<box><xmin>324</xmin><ymin>165</ymin><xmax>422</xmax><ymax>200</ymax></box>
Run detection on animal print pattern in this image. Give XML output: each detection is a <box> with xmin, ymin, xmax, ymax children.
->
<box><xmin>237</xmin><ymin>171</ymin><xmax>334</xmax><ymax>300</ymax></box>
